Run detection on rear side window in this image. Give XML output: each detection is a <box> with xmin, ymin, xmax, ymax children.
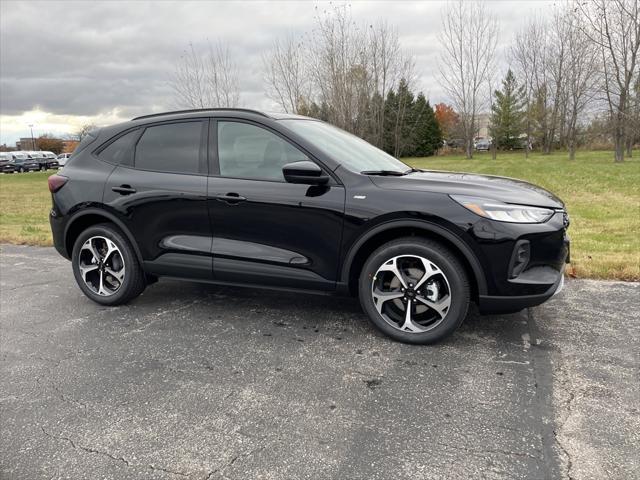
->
<box><xmin>135</xmin><ymin>121</ymin><xmax>203</xmax><ymax>174</ymax></box>
<box><xmin>98</xmin><ymin>130</ymin><xmax>139</xmax><ymax>165</ymax></box>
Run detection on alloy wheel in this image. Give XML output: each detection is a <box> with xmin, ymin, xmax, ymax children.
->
<box><xmin>78</xmin><ymin>236</ymin><xmax>125</xmax><ymax>296</ymax></box>
<box><xmin>371</xmin><ymin>255</ymin><xmax>451</xmax><ymax>333</ymax></box>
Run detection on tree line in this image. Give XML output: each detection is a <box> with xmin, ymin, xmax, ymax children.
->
<box><xmin>170</xmin><ymin>0</ymin><xmax>639</xmax><ymax>163</ymax></box>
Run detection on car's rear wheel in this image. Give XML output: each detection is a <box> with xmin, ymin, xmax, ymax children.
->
<box><xmin>71</xmin><ymin>223</ymin><xmax>146</xmax><ymax>305</ymax></box>
<box><xmin>359</xmin><ymin>237</ymin><xmax>470</xmax><ymax>344</ymax></box>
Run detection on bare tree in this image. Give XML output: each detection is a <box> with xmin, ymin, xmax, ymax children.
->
<box><xmin>260</xmin><ymin>5</ymin><xmax>416</xmax><ymax>155</ymax></box>
<box><xmin>263</xmin><ymin>35</ymin><xmax>310</xmax><ymax>114</ymax></box>
<box><xmin>563</xmin><ymin>10</ymin><xmax>599</xmax><ymax>160</ymax></box>
<box><xmin>626</xmin><ymin>76</ymin><xmax>640</xmax><ymax>156</ymax></box>
<box><xmin>438</xmin><ymin>0</ymin><xmax>498</xmax><ymax>159</ymax></box>
<box><xmin>308</xmin><ymin>4</ymin><xmax>374</xmax><ymax>134</ymax></box>
<box><xmin>75</xmin><ymin>123</ymin><xmax>98</xmax><ymax>141</ymax></box>
<box><xmin>368</xmin><ymin>21</ymin><xmax>410</xmax><ymax>148</ymax></box>
<box><xmin>171</xmin><ymin>41</ymin><xmax>240</xmax><ymax>109</ymax></box>
<box><xmin>546</xmin><ymin>11</ymin><xmax>570</xmax><ymax>154</ymax></box>
<box><xmin>575</xmin><ymin>0</ymin><xmax>640</xmax><ymax>162</ymax></box>
<box><xmin>511</xmin><ymin>21</ymin><xmax>541</xmax><ymax>158</ymax></box>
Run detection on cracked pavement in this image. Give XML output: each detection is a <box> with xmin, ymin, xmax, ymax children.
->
<box><xmin>1</xmin><ymin>244</ymin><xmax>638</xmax><ymax>479</ymax></box>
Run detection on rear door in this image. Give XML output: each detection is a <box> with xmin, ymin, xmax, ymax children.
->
<box><xmin>208</xmin><ymin>119</ymin><xmax>346</xmax><ymax>291</ymax></box>
<box><xmin>102</xmin><ymin>119</ymin><xmax>213</xmax><ymax>280</ymax></box>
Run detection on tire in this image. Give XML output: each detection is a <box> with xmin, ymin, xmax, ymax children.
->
<box><xmin>71</xmin><ymin>223</ymin><xmax>146</xmax><ymax>305</ymax></box>
<box><xmin>358</xmin><ymin>237</ymin><xmax>470</xmax><ymax>345</ymax></box>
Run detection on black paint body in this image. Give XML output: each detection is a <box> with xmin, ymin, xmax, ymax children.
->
<box><xmin>50</xmin><ymin>110</ymin><xmax>570</xmax><ymax>313</ymax></box>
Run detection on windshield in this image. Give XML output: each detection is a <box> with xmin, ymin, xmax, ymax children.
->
<box><xmin>280</xmin><ymin>119</ymin><xmax>410</xmax><ymax>174</ymax></box>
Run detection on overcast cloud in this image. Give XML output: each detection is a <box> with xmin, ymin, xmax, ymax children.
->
<box><xmin>0</xmin><ymin>0</ymin><xmax>555</xmax><ymax>144</ymax></box>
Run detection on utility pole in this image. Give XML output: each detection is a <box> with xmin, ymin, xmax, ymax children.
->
<box><xmin>28</xmin><ymin>124</ymin><xmax>35</xmax><ymax>150</ymax></box>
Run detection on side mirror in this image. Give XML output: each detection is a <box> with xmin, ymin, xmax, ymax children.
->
<box><xmin>282</xmin><ymin>161</ymin><xmax>329</xmax><ymax>185</ymax></box>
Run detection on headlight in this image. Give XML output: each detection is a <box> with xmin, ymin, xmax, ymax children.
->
<box><xmin>450</xmin><ymin>195</ymin><xmax>554</xmax><ymax>223</ymax></box>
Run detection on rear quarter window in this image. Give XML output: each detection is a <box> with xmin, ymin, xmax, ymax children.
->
<box><xmin>97</xmin><ymin>130</ymin><xmax>140</xmax><ymax>165</ymax></box>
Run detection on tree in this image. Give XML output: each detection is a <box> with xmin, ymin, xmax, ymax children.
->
<box><xmin>438</xmin><ymin>0</ymin><xmax>498</xmax><ymax>159</ymax></box>
<box><xmin>575</xmin><ymin>0</ymin><xmax>640</xmax><ymax>162</ymax></box>
<box><xmin>563</xmin><ymin>9</ymin><xmax>600</xmax><ymax>160</ymax></box>
<box><xmin>489</xmin><ymin>70</ymin><xmax>525</xmax><ymax>150</ymax></box>
<box><xmin>412</xmin><ymin>96</ymin><xmax>442</xmax><ymax>157</ymax></box>
<box><xmin>626</xmin><ymin>76</ymin><xmax>640</xmax><ymax>156</ymax></box>
<box><xmin>511</xmin><ymin>13</ymin><xmax>571</xmax><ymax>156</ymax></box>
<box><xmin>75</xmin><ymin>123</ymin><xmax>97</xmax><ymax>141</ymax></box>
<box><xmin>261</xmin><ymin>5</ymin><xmax>414</xmax><ymax>148</ymax></box>
<box><xmin>171</xmin><ymin>41</ymin><xmax>240</xmax><ymax>109</ymax></box>
<box><xmin>389</xmin><ymin>78</ymin><xmax>416</xmax><ymax>157</ymax></box>
<box><xmin>434</xmin><ymin>103</ymin><xmax>459</xmax><ymax>141</ymax></box>
<box><xmin>511</xmin><ymin>19</ymin><xmax>543</xmax><ymax>158</ymax></box>
<box><xmin>36</xmin><ymin>134</ymin><xmax>64</xmax><ymax>154</ymax></box>
<box><xmin>263</xmin><ymin>35</ymin><xmax>310</xmax><ymax>114</ymax></box>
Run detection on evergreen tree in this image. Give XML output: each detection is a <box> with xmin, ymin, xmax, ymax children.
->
<box><xmin>412</xmin><ymin>95</ymin><xmax>442</xmax><ymax>157</ymax></box>
<box><xmin>393</xmin><ymin>79</ymin><xmax>416</xmax><ymax>157</ymax></box>
<box><xmin>489</xmin><ymin>70</ymin><xmax>525</xmax><ymax>150</ymax></box>
<box><xmin>383</xmin><ymin>89</ymin><xmax>398</xmax><ymax>154</ymax></box>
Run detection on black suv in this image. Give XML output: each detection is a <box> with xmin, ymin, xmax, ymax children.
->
<box><xmin>48</xmin><ymin>109</ymin><xmax>569</xmax><ymax>344</ymax></box>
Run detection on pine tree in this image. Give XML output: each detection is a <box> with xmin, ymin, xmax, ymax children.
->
<box><xmin>393</xmin><ymin>79</ymin><xmax>416</xmax><ymax>157</ymax></box>
<box><xmin>383</xmin><ymin>89</ymin><xmax>398</xmax><ymax>154</ymax></box>
<box><xmin>489</xmin><ymin>70</ymin><xmax>525</xmax><ymax>150</ymax></box>
<box><xmin>412</xmin><ymin>95</ymin><xmax>442</xmax><ymax>157</ymax></box>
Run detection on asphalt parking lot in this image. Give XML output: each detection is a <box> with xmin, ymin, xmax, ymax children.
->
<box><xmin>1</xmin><ymin>244</ymin><xmax>638</xmax><ymax>480</ymax></box>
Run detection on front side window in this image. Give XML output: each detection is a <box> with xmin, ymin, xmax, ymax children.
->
<box><xmin>135</xmin><ymin>121</ymin><xmax>203</xmax><ymax>174</ymax></box>
<box><xmin>217</xmin><ymin>121</ymin><xmax>309</xmax><ymax>181</ymax></box>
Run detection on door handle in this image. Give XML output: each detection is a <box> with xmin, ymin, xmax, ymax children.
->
<box><xmin>112</xmin><ymin>185</ymin><xmax>137</xmax><ymax>195</ymax></box>
<box><xmin>216</xmin><ymin>193</ymin><xmax>247</xmax><ymax>204</ymax></box>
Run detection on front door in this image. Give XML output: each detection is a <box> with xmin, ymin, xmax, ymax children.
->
<box><xmin>208</xmin><ymin>120</ymin><xmax>345</xmax><ymax>291</ymax></box>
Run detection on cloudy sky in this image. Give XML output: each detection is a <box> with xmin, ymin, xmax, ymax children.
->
<box><xmin>0</xmin><ymin>0</ymin><xmax>556</xmax><ymax>145</ymax></box>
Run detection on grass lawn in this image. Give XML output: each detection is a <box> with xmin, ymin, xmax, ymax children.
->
<box><xmin>0</xmin><ymin>150</ymin><xmax>638</xmax><ymax>280</ymax></box>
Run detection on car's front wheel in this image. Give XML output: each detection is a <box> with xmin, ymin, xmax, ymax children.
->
<box><xmin>71</xmin><ymin>223</ymin><xmax>146</xmax><ymax>305</ymax></box>
<box><xmin>359</xmin><ymin>237</ymin><xmax>470</xmax><ymax>344</ymax></box>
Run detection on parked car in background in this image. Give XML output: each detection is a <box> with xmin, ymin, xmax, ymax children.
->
<box><xmin>57</xmin><ymin>153</ymin><xmax>72</xmax><ymax>166</ymax></box>
<box><xmin>474</xmin><ymin>138</ymin><xmax>491</xmax><ymax>151</ymax></box>
<box><xmin>25</xmin><ymin>151</ymin><xmax>48</xmax><ymax>170</ymax></box>
<box><xmin>11</xmin><ymin>152</ymin><xmax>40</xmax><ymax>172</ymax></box>
<box><xmin>0</xmin><ymin>152</ymin><xmax>16</xmax><ymax>173</ymax></box>
<box><xmin>42</xmin><ymin>151</ymin><xmax>60</xmax><ymax>169</ymax></box>
<box><xmin>446</xmin><ymin>138</ymin><xmax>466</xmax><ymax>149</ymax></box>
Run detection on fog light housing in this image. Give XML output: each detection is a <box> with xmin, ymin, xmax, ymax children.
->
<box><xmin>509</xmin><ymin>240</ymin><xmax>530</xmax><ymax>279</ymax></box>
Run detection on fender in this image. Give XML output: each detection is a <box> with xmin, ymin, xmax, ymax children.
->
<box><xmin>63</xmin><ymin>207</ymin><xmax>144</xmax><ymax>264</ymax></box>
<box><xmin>340</xmin><ymin>219</ymin><xmax>488</xmax><ymax>295</ymax></box>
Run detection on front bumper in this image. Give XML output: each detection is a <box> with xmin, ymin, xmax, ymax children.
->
<box><xmin>478</xmin><ymin>263</ymin><xmax>566</xmax><ymax>314</ymax></box>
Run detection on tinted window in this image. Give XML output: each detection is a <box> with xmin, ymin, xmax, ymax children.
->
<box><xmin>135</xmin><ymin>122</ymin><xmax>203</xmax><ymax>174</ymax></box>
<box><xmin>217</xmin><ymin>121</ymin><xmax>309</xmax><ymax>181</ymax></box>
<box><xmin>74</xmin><ymin>128</ymin><xmax>100</xmax><ymax>155</ymax></box>
<box><xmin>98</xmin><ymin>130</ymin><xmax>139</xmax><ymax>165</ymax></box>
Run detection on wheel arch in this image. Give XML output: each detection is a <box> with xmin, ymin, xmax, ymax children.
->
<box><xmin>341</xmin><ymin>220</ymin><xmax>487</xmax><ymax>299</ymax></box>
<box><xmin>64</xmin><ymin>208</ymin><xmax>143</xmax><ymax>264</ymax></box>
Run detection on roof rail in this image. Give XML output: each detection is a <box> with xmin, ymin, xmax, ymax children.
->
<box><xmin>131</xmin><ymin>108</ymin><xmax>270</xmax><ymax>121</ymax></box>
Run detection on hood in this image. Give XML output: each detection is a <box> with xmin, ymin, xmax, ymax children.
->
<box><xmin>370</xmin><ymin>170</ymin><xmax>564</xmax><ymax>209</ymax></box>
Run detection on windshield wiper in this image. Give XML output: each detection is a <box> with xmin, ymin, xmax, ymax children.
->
<box><xmin>360</xmin><ymin>170</ymin><xmax>407</xmax><ymax>176</ymax></box>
